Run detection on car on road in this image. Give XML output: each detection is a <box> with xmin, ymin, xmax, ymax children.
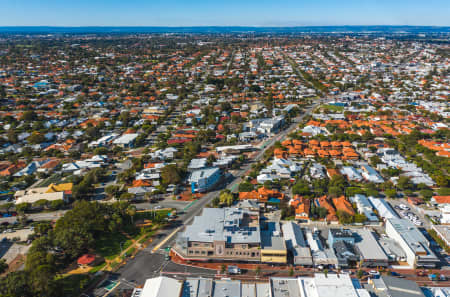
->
<box><xmin>369</xmin><ymin>270</ymin><xmax>380</xmax><ymax>278</ymax></box>
<box><xmin>228</xmin><ymin>265</ymin><xmax>241</xmax><ymax>275</ymax></box>
<box><xmin>417</xmin><ymin>270</ymin><xmax>426</xmax><ymax>277</ymax></box>
<box><xmin>390</xmin><ymin>271</ymin><xmax>404</xmax><ymax>278</ymax></box>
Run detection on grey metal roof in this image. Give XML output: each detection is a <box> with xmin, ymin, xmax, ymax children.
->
<box><xmin>354</xmin><ymin>229</ymin><xmax>388</xmax><ymax>261</ymax></box>
<box><xmin>372</xmin><ymin>276</ymin><xmax>425</xmax><ymax>297</ymax></box>
<box><xmin>261</xmin><ymin>221</ymin><xmax>286</xmax><ymax>250</ymax></box>
<box><xmin>282</xmin><ymin>222</ymin><xmax>307</xmax><ymax>248</ymax></box>
<box><xmin>270</xmin><ymin>278</ymin><xmax>301</xmax><ymax>297</ymax></box>
<box><xmin>189</xmin><ymin>167</ymin><xmax>221</xmax><ymax>183</ymax></box>
<box><xmin>182</xmin><ymin>278</ymin><xmax>213</xmax><ymax>297</ymax></box>
<box><xmin>213</xmin><ymin>280</ymin><xmax>241</xmax><ymax>297</ymax></box>
<box><xmin>182</xmin><ymin>208</ymin><xmax>260</xmax><ymax>244</ymax></box>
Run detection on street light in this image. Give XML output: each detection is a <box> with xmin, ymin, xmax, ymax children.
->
<box><xmin>120</xmin><ymin>241</ymin><xmax>125</xmax><ymax>255</ymax></box>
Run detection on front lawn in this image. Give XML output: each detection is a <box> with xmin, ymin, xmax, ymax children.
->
<box><xmin>94</xmin><ymin>232</ymin><xmax>133</xmax><ymax>260</ymax></box>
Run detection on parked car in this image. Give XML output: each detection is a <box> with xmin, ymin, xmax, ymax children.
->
<box><xmin>369</xmin><ymin>271</ymin><xmax>380</xmax><ymax>278</ymax></box>
<box><xmin>228</xmin><ymin>265</ymin><xmax>241</xmax><ymax>275</ymax></box>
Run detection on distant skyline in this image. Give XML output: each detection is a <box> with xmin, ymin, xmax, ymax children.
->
<box><xmin>0</xmin><ymin>0</ymin><xmax>449</xmax><ymax>27</ymax></box>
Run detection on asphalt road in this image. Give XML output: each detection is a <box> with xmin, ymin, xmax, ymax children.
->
<box><xmin>0</xmin><ymin>210</ymin><xmax>67</xmax><ymax>224</ymax></box>
<box><xmin>92</xmin><ymin>100</ymin><xmax>325</xmax><ymax>296</ymax></box>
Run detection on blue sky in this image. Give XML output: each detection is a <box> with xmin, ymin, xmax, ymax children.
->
<box><xmin>0</xmin><ymin>0</ymin><xmax>449</xmax><ymax>26</ymax></box>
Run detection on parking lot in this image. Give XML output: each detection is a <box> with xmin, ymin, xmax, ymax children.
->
<box><xmin>387</xmin><ymin>198</ymin><xmax>431</xmax><ymax>229</ymax></box>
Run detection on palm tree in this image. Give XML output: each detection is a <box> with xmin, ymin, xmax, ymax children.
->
<box><xmin>127</xmin><ymin>205</ymin><xmax>137</xmax><ymax>224</ymax></box>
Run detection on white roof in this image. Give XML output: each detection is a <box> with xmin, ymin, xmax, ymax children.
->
<box><xmin>141</xmin><ymin>276</ymin><xmax>182</xmax><ymax>297</ymax></box>
<box><xmin>113</xmin><ymin>133</ymin><xmax>139</xmax><ymax>145</ymax></box>
<box><xmin>16</xmin><ymin>192</ymin><xmax>64</xmax><ymax>204</ymax></box>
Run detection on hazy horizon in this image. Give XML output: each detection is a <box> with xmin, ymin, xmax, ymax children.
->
<box><xmin>0</xmin><ymin>0</ymin><xmax>449</xmax><ymax>27</ymax></box>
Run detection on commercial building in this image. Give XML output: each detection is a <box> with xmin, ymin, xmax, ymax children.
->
<box><xmin>272</xmin><ymin>273</ymin><xmax>368</xmax><ymax>297</ymax></box>
<box><xmin>281</xmin><ymin>222</ymin><xmax>313</xmax><ymax>266</ymax></box>
<box><xmin>174</xmin><ymin>208</ymin><xmax>262</xmax><ymax>262</ymax></box>
<box><xmin>305</xmin><ymin>228</ymin><xmax>338</xmax><ymax>267</ymax></box>
<box><xmin>368</xmin><ymin>276</ymin><xmax>426</xmax><ymax>297</ymax></box>
<box><xmin>328</xmin><ymin>228</ymin><xmax>355</xmax><ymax>246</ymax></box>
<box><xmin>354</xmin><ymin>229</ymin><xmax>389</xmax><ymax>267</ymax></box>
<box><xmin>188</xmin><ymin>167</ymin><xmax>222</xmax><ymax>193</ymax></box>
<box><xmin>386</xmin><ymin>218</ymin><xmax>440</xmax><ymax>268</ymax></box>
<box><xmin>137</xmin><ymin>276</ymin><xmax>183</xmax><ymax>297</ymax></box>
<box><xmin>260</xmin><ymin>221</ymin><xmax>287</xmax><ymax>264</ymax></box>
<box><xmin>136</xmin><ymin>273</ymin><xmax>367</xmax><ymax>297</ymax></box>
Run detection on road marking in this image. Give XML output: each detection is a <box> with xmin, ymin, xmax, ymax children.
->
<box><xmin>183</xmin><ymin>200</ymin><xmax>197</xmax><ymax>211</ymax></box>
<box><xmin>102</xmin><ymin>281</ymin><xmax>120</xmax><ymax>297</ymax></box>
<box><xmin>152</xmin><ymin>227</ymin><xmax>182</xmax><ymax>253</ymax></box>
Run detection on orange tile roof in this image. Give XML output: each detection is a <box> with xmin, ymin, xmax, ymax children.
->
<box><xmin>433</xmin><ymin>196</ymin><xmax>450</xmax><ymax>204</ymax></box>
<box><xmin>332</xmin><ymin>196</ymin><xmax>355</xmax><ymax>216</ymax></box>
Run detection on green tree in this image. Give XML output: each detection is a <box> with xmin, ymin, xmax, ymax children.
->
<box><xmin>255</xmin><ymin>266</ymin><xmax>261</xmax><ymax>276</ymax></box>
<box><xmin>289</xmin><ymin>267</ymin><xmax>294</xmax><ymax>276</ymax></box>
<box><xmin>354</xmin><ymin>213</ymin><xmax>367</xmax><ymax>224</ymax></box>
<box><xmin>161</xmin><ymin>164</ymin><xmax>182</xmax><ymax>185</ymax></box>
<box><xmin>105</xmin><ymin>185</ymin><xmax>121</xmax><ymax>198</ymax></box>
<box><xmin>336</xmin><ymin>210</ymin><xmax>354</xmax><ymax>224</ymax></box>
<box><xmin>27</xmin><ymin>132</ymin><xmax>45</xmax><ymax>144</ymax></box>
<box><xmin>263</xmin><ymin>180</ymin><xmax>273</xmax><ymax>190</ymax></box>
<box><xmin>419</xmin><ymin>189</ymin><xmax>434</xmax><ymax>200</ymax></box>
<box><xmin>317</xmin><ymin>207</ymin><xmax>328</xmax><ymax>219</ymax></box>
<box><xmin>292</xmin><ymin>180</ymin><xmax>310</xmax><ymax>196</ymax></box>
<box><xmin>385</xmin><ymin>189</ymin><xmax>397</xmax><ymax>198</ymax></box>
<box><xmin>0</xmin><ymin>259</ymin><xmax>8</xmax><ymax>274</ymax></box>
<box><xmin>49</xmin><ymin>199</ymin><xmax>64</xmax><ymax>210</ymax></box>
<box><xmin>15</xmin><ymin>202</ymin><xmax>31</xmax><ymax>213</ymax></box>
<box><xmin>397</xmin><ymin>176</ymin><xmax>414</xmax><ymax>191</ymax></box>
<box><xmin>328</xmin><ymin>186</ymin><xmax>343</xmax><ymax>198</ymax></box>
<box><xmin>21</xmin><ymin>110</ymin><xmax>37</xmax><ymax>122</ymax></box>
<box><xmin>119</xmin><ymin>192</ymin><xmax>134</xmax><ymax>202</ymax></box>
<box><xmin>219</xmin><ymin>190</ymin><xmax>234</xmax><ymax>206</ymax></box>
<box><xmin>238</xmin><ymin>181</ymin><xmax>254</xmax><ymax>192</ymax></box>
<box><xmin>0</xmin><ymin>271</ymin><xmax>35</xmax><ymax>297</ymax></box>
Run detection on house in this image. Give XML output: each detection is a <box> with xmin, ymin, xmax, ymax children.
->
<box><xmin>13</xmin><ymin>160</ymin><xmax>48</xmax><ymax>177</ymax></box>
<box><xmin>350</xmin><ymin>194</ymin><xmax>378</xmax><ymax>222</ymax></box>
<box><xmin>150</xmin><ymin>147</ymin><xmax>178</xmax><ymax>160</ymax></box>
<box><xmin>340</xmin><ymin>166</ymin><xmax>363</xmax><ymax>181</ymax></box>
<box><xmin>289</xmin><ymin>195</ymin><xmax>310</xmax><ymax>221</ymax></box>
<box><xmin>257</xmin><ymin>158</ymin><xmax>302</xmax><ymax>182</ymax></box>
<box><xmin>360</xmin><ymin>164</ymin><xmax>384</xmax><ymax>183</ymax></box>
<box><xmin>314</xmin><ymin>196</ymin><xmax>338</xmax><ymax>222</ymax></box>
<box><xmin>239</xmin><ymin>187</ymin><xmax>284</xmax><ymax>203</ymax></box>
<box><xmin>309</xmin><ymin>163</ymin><xmax>326</xmax><ymax>179</ymax></box>
<box><xmin>112</xmin><ymin>133</ymin><xmax>139</xmax><ymax>148</ymax></box>
<box><xmin>15</xmin><ymin>191</ymin><xmax>66</xmax><ymax>205</ymax></box>
<box><xmin>332</xmin><ymin>196</ymin><xmax>355</xmax><ymax>216</ymax></box>
<box><xmin>187</xmin><ymin>158</ymin><xmax>208</xmax><ymax>171</ymax></box>
<box><xmin>37</xmin><ymin>159</ymin><xmax>61</xmax><ymax>174</ymax></box>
